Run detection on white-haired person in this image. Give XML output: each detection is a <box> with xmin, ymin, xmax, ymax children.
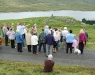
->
<box><xmin>15</xmin><ymin>29</ymin><xmax>23</xmax><ymax>52</ymax></box>
<box><xmin>78</xmin><ymin>29</ymin><xmax>86</xmax><ymax>54</ymax></box>
<box><xmin>62</xmin><ymin>27</ymin><xmax>69</xmax><ymax>50</ymax></box>
<box><xmin>45</xmin><ymin>30</ymin><xmax>55</xmax><ymax>57</ymax></box>
<box><xmin>44</xmin><ymin>25</ymin><xmax>49</xmax><ymax>35</ymax></box>
<box><xmin>44</xmin><ymin>54</ymin><xmax>54</xmax><ymax>72</ymax></box>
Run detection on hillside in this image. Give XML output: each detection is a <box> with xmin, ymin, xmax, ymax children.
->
<box><xmin>0</xmin><ymin>0</ymin><xmax>95</xmax><ymax>12</ymax></box>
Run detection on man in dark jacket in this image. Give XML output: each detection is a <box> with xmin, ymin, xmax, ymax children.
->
<box><xmin>45</xmin><ymin>30</ymin><xmax>54</xmax><ymax>57</ymax></box>
<box><xmin>38</xmin><ymin>29</ymin><xmax>46</xmax><ymax>53</ymax></box>
<box><xmin>44</xmin><ymin>54</ymin><xmax>54</xmax><ymax>72</ymax></box>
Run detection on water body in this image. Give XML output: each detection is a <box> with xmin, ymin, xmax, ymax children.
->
<box><xmin>0</xmin><ymin>10</ymin><xmax>95</xmax><ymax>21</ymax></box>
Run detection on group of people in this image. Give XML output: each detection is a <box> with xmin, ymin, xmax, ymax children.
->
<box><xmin>0</xmin><ymin>23</ymin><xmax>88</xmax><ymax>55</ymax></box>
<box><xmin>0</xmin><ymin>22</ymin><xmax>89</xmax><ymax>72</ymax></box>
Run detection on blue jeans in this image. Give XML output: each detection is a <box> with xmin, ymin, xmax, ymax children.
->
<box><xmin>38</xmin><ymin>43</ymin><xmax>46</xmax><ymax>53</ymax></box>
<box><xmin>22</xmin><ymin>34</ymin><xmax>24</xmax><ymax>47</ymax></box>
<box><xmin>46</xmin><ymin>44</ymin><xmax>53</xmax><ymax>56</ymax></box>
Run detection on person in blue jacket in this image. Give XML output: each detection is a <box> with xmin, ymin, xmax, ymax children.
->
<box><xmin>15</xmin><ymin>29</ymin><xmax>23</xmax><ymax>52</ymax></box>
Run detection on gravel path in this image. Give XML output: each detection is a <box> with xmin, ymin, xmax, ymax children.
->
<box><xmin>0</xmin><ymin>45</ymin><xmax>95</xmax><ymax>68</ymax></box>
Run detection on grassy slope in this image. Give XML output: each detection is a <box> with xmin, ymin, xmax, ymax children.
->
<box><xmin>0</xmin><ymin>0</ymin><xmax>95</xmax><ymax>12</ymax></box>
<box><xmin>0</xmin><ymin>60</ymin><xmax>95</xmax><ymax>75</ymax></box>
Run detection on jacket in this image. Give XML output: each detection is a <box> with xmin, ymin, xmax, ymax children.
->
<box><xmin>45</xmin><ymin>34</ymin><xmax>54</xmax><ymax>45</ymax></box>
<box><xmin>15</xmin><ymin>33</ymin><xmax>23</xmax><ymax>43</ymax></box>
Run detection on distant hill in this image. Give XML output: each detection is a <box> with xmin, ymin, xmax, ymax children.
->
<box><xmin>0</xmin><ymin>0</ymin><xmax>95</xmax><ymax>12</ymax></box>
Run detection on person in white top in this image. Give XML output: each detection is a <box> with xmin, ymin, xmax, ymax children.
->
<box><xmin>61</xmin><ymin>27</ymin><xmax>69</xmax><ymax>50</ymax></box>
<box><xmin>31</xmin><ymin>33</ymin><xmax>38</xmax><ymax>55</ymax></box>
<box><xmin>53</xmin><ymin>31</ymin><xmax>60</xmax><ymax>52</ymax></box>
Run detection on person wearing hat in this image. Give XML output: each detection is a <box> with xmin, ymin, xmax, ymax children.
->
<box><xmin>61</xmin><ymin>27</ymin><xmax>69</xmax><ymax>50</ymax></box>
<box><xmin>44</xmin><ymin>54</ymin><xmax>54</xmax><ymax>72</ymax></box>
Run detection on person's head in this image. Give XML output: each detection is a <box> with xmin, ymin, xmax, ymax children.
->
<box><xmin>45</xmin><ymin>25</ymin><xmax>49</xmax><ymax>29</ymax></box>
<box><xmin>69</xmin><ymin>30</ymin><xmax>72</xmax><ymax>33</ymax></box>
<box><xmin>48</xmin><ymin>30</ymin><xmax>51</xmax><ymax>34</ymax></box>
<box><xmin>10</xmin><ymin>28</ymin><xmax>12</xmax><ymax>31</ymax></box>
<box><xmin>34</xmin><ymin>23</ymin><xmax>36</xmax><ymax>26</ymax></box>
<box><xmin>48</xmin><ymin>54</ymin><xmax>53</xmax><ymax>60</ymax></box>
<box><xmin>42</xmin><ymin>29</ymin><xmax>44</xmax><ymax>31</ymax></box>
<box><xmin>55</xmin><ymin>31</ymin><xmax>59</xmax><ymax>34</ymax></box>
<box><xmin>64</xmin><ymin>27</ymin><xmax>67</xmax><ymax>30</ymax></box>
<box><xmin>33</xmin><ymin>33</ymin><xmax>37</xmax><ymax>35</ymax></box>
<box><xmin>49</xmin><ymin>26</ymin><xmax>51</xmax><ymax>29</ymax></box>
<box><xmin>55</xmin><ymin>28</ymin><xmax>58</xmax><ymax>31</ymax></box>
<box><xmin>80</xmin><ymin>29</ymin><xmax>84</xmax><ymax>33</ymax></box>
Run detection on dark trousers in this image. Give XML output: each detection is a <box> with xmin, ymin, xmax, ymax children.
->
<box><xmin>22</xmin><ymin>34</ymin><xmax>25</xmax><ymax>47</ymax></box>
<box><xmin>5</xmin><ymin>35</ymin><xmax>8</xmax><ymax>46</ymax></box>
<box><xmin>38</xmin><ymin>43</ymin><xmax>46</xmax><ymax>53</ymax></box>
<box><xmin>79</xmin><ymin>42</ymin><xmax>84</xmax><ymax>54</ymax></box>
<box><xmin>32</xmin><ymin>45</ymin><xmax>37</xmax><ymax>54</ymax></box>
<box><xmin>17</xmin><ymin>43</ymin><xmax>22</xmax><ymax>52</ymax></box>
<box><xmin>66</xmin><ymin>43</ymin><xmax>72</xmax><ymax>53</ymax></box>
<box><xmin>11</xmin><ymin>40</ymin><xmax>15</xmax><ymax>48</ymax></box>
<box><xmin>27</xmin><ymin>45</ymin><xmax>31</xmax><ymax>52</ymax></box>
<box><xmin>53</xmin><ymin>41</ymin><xmax>58</xmax><ymax>50</ymax></box>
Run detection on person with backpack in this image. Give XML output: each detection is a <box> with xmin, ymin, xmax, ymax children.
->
<box><xmin>38</xmin><ymin>29</ymin><xmax>46</xmax><ymax>53</ymax></box>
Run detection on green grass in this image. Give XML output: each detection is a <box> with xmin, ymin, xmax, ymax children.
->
<box><xmin>0</xmin><ymin>16</ymin><xmax>95</xmax><ymax>50</ymax></box>
<box><xmin>0</xmin><ymin>60</ymin><xmax>95</xmax><ymax>75</ymax></box>
<box><xmin>0</xmin><ymin>0</ymin><xmax>95</xmax><ymax>12</ymax></box>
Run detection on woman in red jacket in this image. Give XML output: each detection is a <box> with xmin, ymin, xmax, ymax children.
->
<box><xmin>78</xmin><ymin>29</ymin><xmax>86</xmax><ymax>54</ymax></box>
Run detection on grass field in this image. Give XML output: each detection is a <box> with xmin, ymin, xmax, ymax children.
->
<box><xmin>0</xmin><ymin>60</ymin><xmax>95</xmax><ymax>75</ymax></box>
<box><xmin>0</xmin><ymin>16</ymin><xmax>95</xmax><ymax>50</ymax></box>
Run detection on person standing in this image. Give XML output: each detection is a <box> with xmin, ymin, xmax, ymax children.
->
<box><xmin>6</xmin><ymin>28</ymin><xmax>15</xmax><ymax>48</ymax></box>
<box><xmin>66</xmin><ymin>30</ymin><xmax>74</xmax><ymax>53</ymax></box>
<box><xmin>15</xmin><ymin>29</ymin><xmax>23</xmax><ymax>52</ymax></box>
<box><xmin>17</xmin><ymin>23</ymin><xmax>25</xmax><ymax>47</ymax></box>
<box><xmin>1</xmin><ymin>24</ymin><xmax>5</xmax><ymax>38</ymax></box>
<box><xmin>84</xmin><ymin>28</ymin><xmax>88</xmax><ymax>45</ymax></box>
<box><xmin>72</xmin><ymin>35</ymin><xmax>78</xmax><ymax>48</ymax></box>
<box><xmin>62</xmin><ymin>27</ymin><xmax>69</xmax><ymax>50</ymax></box>
<box><xmin>53</xmin><ymin>31</ymin><xmax>60</xmax><ymax>53</ymax></box>
<box><xmin>78</xmin><ymin>29</ymin><xmax>86</xmax><ymax>54</ymax></box>
<box><xmin>25</xmin><ymin>30</ymin><xmax>32</xmax><ymax>52</ymax></box>
<box><xmin>31</xmin><ymin>23</ymin><xmax>37</xmax><ymax>35</ymax></box>
<box><xmin>45</xmin><ymin>30</ymin><xmax>55</xmax><ymax>57</ymax></box>
<box><xmin>31</xmin><ymin>33</ymin><xmax>38</xmax><ymax>55</ymax></box>
<box><xmin>44</xmin><ymin>54</ymin><xmax>54</xmax><ymax>72</ymax></box>
<box><xmin>44</xmin><ymin>25</ymin><xmax>49</xmax><ymax>35</ymax></box>
<box><xmin>38</xmin><ymin>29</ymin><xmax>46</xmax><ymax>53</ymax></box>
<box><xmin>3</xmin><ymin>24</ymin><xmax>9</xmax><ymax>46</ymax></box>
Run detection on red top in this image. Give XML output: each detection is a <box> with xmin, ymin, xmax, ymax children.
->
<box><xmin>79</xmin><ymin>33</ymin><xmax>86</xmax><ymax>42</ymax></box>
<box><xmin>0</xmin><ymin>39</ymin><xmax>2</xmax><ymax>44</ymax></box>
